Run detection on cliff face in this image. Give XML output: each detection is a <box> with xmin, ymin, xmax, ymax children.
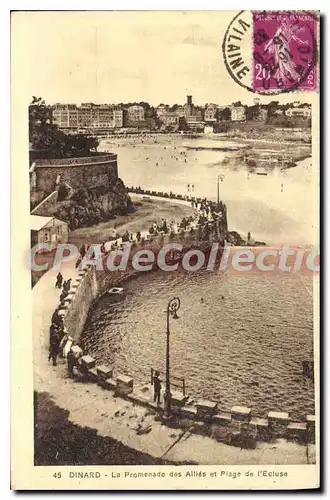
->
<box><xmin>49</xmin><ymin>178</ymin><xmax>132</xmax><ymax>230</ymax></box>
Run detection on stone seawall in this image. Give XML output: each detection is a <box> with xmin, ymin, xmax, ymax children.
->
<box><xmin>55</xmin><ymin>230</ymin><xmax>315</xmax><ymax>446</ymax></box>
<box><xmin>60</xmin><ymin>265</ymin><xmax>98</xmax><ymax>341</ymax></box>
<box><xmin>60</xmin><ymin>217</ymin><xmax>226</xmax><ymax>339</ymax></box>
<box><xmin>77</xmin><ymin>358</ymin><xmax>316</xmax><ymax>444</ymax></box>
<box><xmin>52</xmin><ymin>196</ymin><xmax>315</xmax><ymax>443</ymax></box>
<box><xmin>33</xmin><ymin>154</ymin><xmax>118</xmax><ymax>197</ymax></box>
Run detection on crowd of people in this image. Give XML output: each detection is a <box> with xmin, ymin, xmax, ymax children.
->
<box><xmin>49</xmin><ymin>273</ymin><xmax>83</xmax><ymax>376</ymax></box>
<box><xmin>127</xmin><ymin>186</ymin><xmax>192</xmax><ymax>201</ymax></box>
<box><xmin>48</xmin><ymin>305</ymin><xmax>66</xmax><ymax>367</ymax></box>
<box><xmin>47</xmin><ymin>189</ymin><xmax>227</xmax><ymax>379</ymax></box>
<box><xmin>99</xmin><ymin>195</ymin><xmax>227</xmax><ymax>254</ymax></box>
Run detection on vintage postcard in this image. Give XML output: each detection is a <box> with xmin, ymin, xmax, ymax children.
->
<box><xmin>11</xmin><ymin>10</ymin><xmax>320</xmax><ymax>490</ymax></box>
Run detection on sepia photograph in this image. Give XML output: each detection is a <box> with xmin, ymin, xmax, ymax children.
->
<box><xmin>11</xmin><ymin>9</ymin><xmax>320</xmax><ymax>490</ymax></box>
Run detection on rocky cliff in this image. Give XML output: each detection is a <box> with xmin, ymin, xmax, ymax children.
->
<box><xmin>39</xmin><ymin>178</ymin><xmax>133</xmax><ymax>230</ymax></box>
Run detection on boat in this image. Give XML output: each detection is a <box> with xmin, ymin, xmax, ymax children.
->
<box><xmin>107</xmin><ymin>287</ymin><xmax>125</xmax><ymax>300</ymax></box>
<box><xmin>256</xmin><ymin>172</ymin><xmax>268</xmax><ymax>176</ymax></box>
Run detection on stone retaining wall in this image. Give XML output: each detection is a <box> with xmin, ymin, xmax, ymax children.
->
<box><xmin>56</xmin><ymin>243</ymin><xmax>315</xmax><ymax>444</ymax></box>
<box><xmin>33</xmin><ymin>154</ymin><xmax>118</xmax><ymax>197</ymax></box>
<box><xmin>53</xmin><ymin>208</ymin><xmax>314</xmax><ymax>444</ymax></box>
<box><xmin>58</xmin><ymin>216</ymin><xmax>226</xmax><ymax>339</ymax></box>
<box><xmin>60</xmin><ymin>265</ymin><xmax>98</xmax><ymax>341</ymax></box>
<box><xmin>72</xmin><ymin>352</ymin><xmax>316</xmax><ymax>445</ymax></box>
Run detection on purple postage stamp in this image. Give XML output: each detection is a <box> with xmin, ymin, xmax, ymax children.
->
<box><xmin>252</xmin><ymin>11</ymin><xmax>318</xmax><ymax>92</ymax></box>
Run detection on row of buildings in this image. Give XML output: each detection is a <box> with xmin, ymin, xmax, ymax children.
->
<box><xmin>156</xmin><ymin>95</ymin><xmax>205</xmax><ymax>131</ymax></box>
<box><xmin>53</xmin><ymin>103</ymin><xmax>126</xmax><ymax>129</ymax></box>
<box><xmin>158</xmin><ymin>97</ymin><xmax>311</xmax><ymax>129</ymax></box>
<box><xmin>51</xmin><ymin>96</ymin><xmax>312</xmax><ymax>132</ymax></box>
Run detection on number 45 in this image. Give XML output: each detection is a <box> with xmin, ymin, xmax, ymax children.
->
<box><xmin>53</xmin><ymin>472</ymin><xmax>62</xmax><ymax>479</ymax></box>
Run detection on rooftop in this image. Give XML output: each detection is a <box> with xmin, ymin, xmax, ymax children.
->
<box><xmin>30</xmin><ymin>215</ymin><xmax>54</xmax><ymax>231</ymax></box>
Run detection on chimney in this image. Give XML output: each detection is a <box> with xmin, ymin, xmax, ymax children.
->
<box><xmin>187</xmin><ymin>95</ymin><xmax>192</xmax><ymax>106</ymax></box>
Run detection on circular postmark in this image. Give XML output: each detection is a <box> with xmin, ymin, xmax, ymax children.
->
<box><xmin>222</xmin><ymin>10</ymin><xmax>318</xmax><ymax>95</ymax></box>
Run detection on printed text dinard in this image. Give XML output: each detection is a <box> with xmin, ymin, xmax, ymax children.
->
<box><xmin>67</xmin><ymin>469</ymin><xmax>289</xmax><ymax>479</ymax></box>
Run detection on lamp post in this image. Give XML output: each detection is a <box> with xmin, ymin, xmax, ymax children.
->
<box><xmin>217</xmin><ymin>174</ymin><xmax>223</xmax><ymax>211</ymax></box>
<box><xmin>217</xmin><ymin>174</ymin><xmax>225</xmax><ymax>211</ymax></box>
<box><xmin>164</xmin><ymin>296</ymin><xmax>181</xmax><ymax>419</ymax></box>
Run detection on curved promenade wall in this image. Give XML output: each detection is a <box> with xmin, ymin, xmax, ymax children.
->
<box><xmin>51</xmin><ymin>194</ymin><xmax>315</xmax><ymax>445</ymax></box>
<box><xmin>33</xmin><ymin>154</ymin><xmax>118</xmax><ymax>196</ymax></box>
<box><xmin>61</xmin><ymin>265</ymin><xmax>99</xmax><ymax>341</ymax></box>
<box><xmin>58</xmin><ymin>258</ymin><xmax>315</xmax><ymax>444</ymax></box>
<box><xmin>60</xmin><ymin>198</ymin><xmax>225</xmax><ymax>340</ymax></box>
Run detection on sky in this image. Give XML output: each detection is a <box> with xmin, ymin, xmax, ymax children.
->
<box><xmin>12</xmin><ymin>11</ymin><xmax>314</xmax><ymax>107</ymax></box>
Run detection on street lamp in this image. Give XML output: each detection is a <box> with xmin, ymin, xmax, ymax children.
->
<box><xmin>217</xmin><ymin>174</ymin><xmax>224</xmax><ymax>211</ymax></box>
<box><xmin>164</xmin><ymin>296</ymin><xmax>181</xmax><ymax>419</ymax></box>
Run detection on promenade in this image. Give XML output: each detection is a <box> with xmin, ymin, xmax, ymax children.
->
<box><xmin>32</xmin><ymin>197</ymin><xmax>314</xmax><ymax>465</ymax></box>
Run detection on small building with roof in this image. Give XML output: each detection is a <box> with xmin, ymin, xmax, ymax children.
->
<box><xmin>31</xmin><ymin>215</ymin><xmax>68</xmax><ymax>248</ymax></box>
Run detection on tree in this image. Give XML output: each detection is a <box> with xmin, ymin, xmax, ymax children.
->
<box><xmin>29</xmin><ymin>97</ymin><xmax>99</xmax><ymax>160</ymax></box>
<box><xmin>266</xmin><ymin>100</ymin><xmax>280</xmax><ymax>118</ymax></box>
<box><xmin>29</xmin><ymin>97</ymin><xmax>57</xmax><ymax>153</ymax></box>
<box><xmin>178</xmin><ymin>117</ymin><xmax>188</xmax><ymax>131</ymax></box>
<box><xmin>218</xmin><ymin>107</ymin><xmax>231</xmax><ymax>121</ymax></box>
<box><xmin>246</xmin><ymin>105</ymin><xmax>259</xmax><ymax>120</ymax></box>
<box><xmin>138</xmin><ymin>101</ymin><xmax>151</xmax><ymax>110</ymax></box>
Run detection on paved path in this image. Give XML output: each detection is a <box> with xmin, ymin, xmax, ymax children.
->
<box><xmin>33</xmin><ymin>263</ymin><xmax>312</xmax><ymax>465</ymax></box>
<box><xmin>32</xmin><ymin>199</ymin><xmax>312</xmax><ymax>465</ymax></box>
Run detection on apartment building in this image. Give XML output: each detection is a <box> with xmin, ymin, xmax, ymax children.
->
<box><xmin>204</xmin><ymin>104</ymin><xmax>218</xmax><ymax>122</ymax></box>
<box><xmin>231</xmin><ymin>105</ymin><xmax>246</xmax><ymax>122</ymax></box>
<box><xmin>52</xmin><ymin>103</ymin><xmax>124</xmax><ymax>129</ymax></box>
<box><xmin>127</xmin><ymin>105</ymin><xmax>145</xmax><ymax>122</ymax></box>
<box><xmin>285</xmin><ymin>106</ymin><xmax>311</xmax><ymax>118</ymax></box>
<box><xmin>53</xmin><ymin>104</ymin><xmax>78</xmax><ymax>128</ymax></box>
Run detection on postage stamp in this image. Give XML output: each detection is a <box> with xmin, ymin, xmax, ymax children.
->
<box><xmin>252</xmin><ymin>11</ymin><xmax>318</xmax><ymax>92</ymax></box>
<box><xmin>222</xmin><ymin>10</ymin><xmax>318</xmax><ymax>94</ymax></box>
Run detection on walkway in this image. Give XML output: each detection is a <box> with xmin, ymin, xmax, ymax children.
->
<box><xmin>32</xmin><ymin>199</ymin><xmax>313</xmax><ymax>465</ymax></box>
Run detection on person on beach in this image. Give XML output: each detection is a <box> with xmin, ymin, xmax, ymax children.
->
<box><xmin>63</xmin><ymin>279</ymin><xmax>72</xmax><ymax>293</ymax></box>
<box><xmin>60</xmin><ymin>289</ymin><xmax>68</xmax><ymax>304</ymax></box>
<box><xmin>67</xmin><ymin>349</ymin><xmax>76</xmax><ymax>378</ymax></box>
<box><xmin>59</xmin><ymin>329</ymin><xmax>73</xmax><ymax>357</ymax></box>
<box><xmin>79</xmin><ymin>244</ymin><xmax>86</xmax><ymax>259</ymax></box>
<box><xmin>51</xmin><ymin>308</ymin><xmax>61</xmax><ymax>325</ymax></box>
<box><xmin>49</xmin><ymin>322</ymin><xmax>58</xmax><ymax>342</ymax></box>
<box><xmin>48</xmin><ymin>332</ymin><xmax>60</xmax><ymax>366</ymax></box>
<box><xmin>153</xmin><ymin>371</ymin><xmax>162</xmax><ymax>405</ymax></box>
<box><xmin>55</xmin><ymin>272</ymin><xmax>63</xmax><ymax>289</ymax></box>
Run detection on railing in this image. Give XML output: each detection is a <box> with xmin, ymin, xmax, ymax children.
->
<box><xmin>150</xmin><ymin>367</ymin><xmax>186</xmax><ymax>396</ymax></box>
<box><xmin>127</xmin><ymin>186</ymin><xmax>227</xmax><ymax>214</ymax></box>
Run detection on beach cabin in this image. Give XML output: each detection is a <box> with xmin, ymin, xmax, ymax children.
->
<box><xmin>31</xmin><ymin>215</ymin><xmax>68</xmax><ymax>249</ymax></box>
